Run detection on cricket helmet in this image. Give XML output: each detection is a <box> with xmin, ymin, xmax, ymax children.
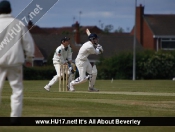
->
<box><xmin>88</xmin><ymin>33</ymin><xmax>98</xmax><ymax>40</ymax></box>
<box><xmin>61</xmin><ymin>37</ymin><xmax>70</xmax><ymax>43</ymax></box>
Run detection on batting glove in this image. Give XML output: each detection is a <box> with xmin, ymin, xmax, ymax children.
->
<box><xmin>97</xmin><ymin>44</ymin><xmax>103</xmax><ymax>53</ymax></box>
<box><xmin>69</xmin><ymin>67</ymin><xmax>75</xmax><ymax>74</ymax></box>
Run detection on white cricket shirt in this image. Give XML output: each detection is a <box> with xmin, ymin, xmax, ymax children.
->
<box><xmin>53</xmin><ymin>44</ymin><xmax>72</xmax><ymax>64</ymax></box>
<box><xmin>76</xmin><ymin>41</ymin><xmax>97</xmax><ymax>61</ymax></box>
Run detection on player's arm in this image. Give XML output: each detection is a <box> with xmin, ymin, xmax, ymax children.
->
<box><xmin>67</xmin><ymin>46</ymin><xmax>73</xmax><ymax>63</ymax></box>
<box><xmin>66</xmin><ymin>59</ymin><xmax>74</xmax><ymax>74</ymax></box>
<box><xmin>87</xmin><ymin>46</ymin><xmax>103</xmax><ymax>55</ymax></box>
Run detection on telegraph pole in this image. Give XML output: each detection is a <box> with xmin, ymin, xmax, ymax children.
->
<box><xmin>133</xmin><ymin>0</ymin><xmax>137</xmax><ymax>80</ymax></box>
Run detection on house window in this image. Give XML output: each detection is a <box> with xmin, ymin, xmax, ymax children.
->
<box><xmin>161</xmin><ymin>38</ymin><xmax>175</xmax><ymax>50</ymax></box>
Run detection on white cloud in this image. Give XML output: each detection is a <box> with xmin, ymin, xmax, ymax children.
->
<box><xmin>82</xmin><ymin>11</ymin><xmax>114</xmax><ymax>18</ymax></box>
<box><xmin>81</xmin><ymin>11</ymin><xmax>133</xmax><ymax>20</ymax></box>
<box><xmin>9</xmin><ymin>0</ymin><xmax>175</xmax><ymax>30</ymax></box>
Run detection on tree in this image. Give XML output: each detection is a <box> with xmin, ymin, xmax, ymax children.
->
<box><xmin>115</xmin><ymin>26</ymin><xmax>125</xmax><ymax>33</ymax></box>
<box><xmin>103</xmin><ymin>24</ymin><xmax>114</xmax><ymax>33</ymax></box>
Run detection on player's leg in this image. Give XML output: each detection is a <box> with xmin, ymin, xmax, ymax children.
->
<box><xmin>0</xmin><ymin>67</ymin><xmax>7</xmax><ymax>106</ymax></box>
<box><xmin>67</xmin><ymin>63</ymin><xmax>77</xmax><ymax>90</ymax></box>
<box><xmin>71</xmin><ymin>62</ymin><xmax>76</xmax><ymax>80</ymax></box>
<box><xmin>87</xmin><ymin>62</ymin><xmax>99</xmax><ymax>92</ymax></box>
<box><xmin>89</xmin><ymin>64</ymin><xmax>97</xmax><ymax>89</ymax></box>
<box><xmin>70</xmin><ymin>59</ymin><xmax>89</xmax><ymax>91</ymax></box>
<box><xmin>67</xmin><ymin>71</ymin><xmax>73</xmax><ymax>90</ymax></box>
<box><xmin>44</xmin><ymin>63</ymin><xmax>61</xmax><ymax>91</ymax></box>
<box><xmin>8</xmin><ymin>66</ymin><xmax>23</xmax><ymax>117</ymax></box>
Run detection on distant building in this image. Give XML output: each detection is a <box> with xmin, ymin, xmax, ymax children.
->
<box><xmin>28</xmin><ymin>21</ymin><xmax>143</xmax><ymax>66</ymax></box>
<box><xmin>25</xmin><ymin>4</ymin><xmax>175</xmax><ymax>67</ymax></box>
<box><xmin>131</xmin><ymin>4</ymin><xmax>175</xmax><ymax>51</ymax></box>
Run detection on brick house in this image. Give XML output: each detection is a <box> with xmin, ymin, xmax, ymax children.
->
<box><xmin>26</xmin><ymin>5</ymin><xmax>175</xmax><ymax>67</ymax></box>
<box><xmin>131</xmin><ymin>4</ymin><xmax>175</xmax><ymax>51</ymax></box>
<box><xmin>28</xmin><ymin>21</ymin><xmax>105</xmax><ymax>64</ymax></box>
<box><xmin>29</xmin><ymin>21</ymin><xmax>143</xmax><ymax>65</ymax></box>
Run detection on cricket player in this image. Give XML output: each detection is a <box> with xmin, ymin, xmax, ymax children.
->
<box><xmin>70</xmin><ymin>33</ymin><xmax>103</xmax><ymax>92</ymax></box>
<box><xmin>0</xmin><ymin>0</ymin><xmax>35</xmax><ymax>117</ymax></box>
<box><xmin>44</xmin><ymin>37</ymin><xmax>74</xmax><ymax>91</ymax></box>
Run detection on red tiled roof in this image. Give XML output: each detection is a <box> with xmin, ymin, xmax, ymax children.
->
<box><xmin>29</xmin><ymin>25</ymin><xmax>103</xmax><ymax>35</ymax></box>
<box><xmin>32</xmin><ymin>32</ymin><xmax>143</xmax><ymax>62</ymax></box>
<box><xmin>34</xmin><ymin>43</ymin><xmax>44</xmax><ymax>60</ymax></box>
<box><xmin>32</xmin><ymin>34</ymin><xmax>73</xmax><ymax>60</ymax></box>
<box><xmin>80</xmin><ymin>26</ymin><xmax>103</xmax><ymax>34</ymax></box>
<box><xmin>28</xmin><ymin>25</ymin><xmax>48</xmax><ymax>34</ymax></box>
<box><xmin>144</xmin><ymin>15</ymin><xmax>175</xmax><ymax>36</ymax></box>
<box><xmin>31</xmin><ymin>25</ymin><xmax>143</xmax><ymax>62</ymax></box>
<box><xmin>42</xmin><ymin>27</ymin><xmax>74</xmax><ymax>35</ymax></box>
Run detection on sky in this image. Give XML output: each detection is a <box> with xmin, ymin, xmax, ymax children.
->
<box><xmin>6</xmin><ymin>0</ymin><xmax>175</xmax><ymax>32</ymax></box>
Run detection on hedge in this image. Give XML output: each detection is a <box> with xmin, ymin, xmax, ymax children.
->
<box><xmin>23</xmin><ymin>66</ymin><xmax>56</xmax><ymax>80</ymax></box>
<box><xmin>23</xmin><ymin>65</ymin><xmax>79</xmax><ymax>80</ymax></box>
<box><xmin>96</xmin><ymin>50</ymin><xmax>175</xmax><ymax>79</ymax></box>
<box><xmin>23</xmin><ymin>50</ymin><xmax>175</xmax><ymax>80</ymax></box>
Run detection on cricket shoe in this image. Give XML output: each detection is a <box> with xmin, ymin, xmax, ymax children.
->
<box><xmin>88</xmin><ymin>87</ymin><xmax>99</xmax><ymax>92</ymax></box>
<box><xmin>69</xmin><ymin>83</ymin><xmax>75</xmax><ymax>92</ymax></box>
<box><xmin>44</xmin><ymin>84</ymin><xmax>50</xmax><ymax>91</ymax></box>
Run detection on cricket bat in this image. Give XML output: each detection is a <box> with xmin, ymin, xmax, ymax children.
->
<box><xmin>86</xmin><ymin>28</ymin><xmax>91</xmax><ymax>36</ymax></box>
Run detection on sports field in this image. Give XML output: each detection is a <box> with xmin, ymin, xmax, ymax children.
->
<box><xmin>1</xmin><ymin>80</ymin><xmax>175</xmax><ymax>132</ymax></box>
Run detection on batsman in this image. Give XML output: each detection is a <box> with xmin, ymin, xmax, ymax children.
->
<box><xmin>44</xmin><ymin>37</ymin><xmax>75</xmax><ymax>91</ymax></box>
<box><xmin>69</xmin><ymin>29</ymin><xmax>103</xmax><ymax>92</ymax></box>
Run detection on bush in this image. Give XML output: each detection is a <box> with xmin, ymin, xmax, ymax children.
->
<box><xmin>24</xmin><ymin>50</ymin><xmax>175</xmax><ymax>80</ymax></box>
<box><xmin>23</xmin><ymin>66</ymin><xmax>56</xmax><ymax>80</ymax></box>
<box><xmin>97</xmin><ymin>52</ymin><xmax>133</xmax><ymax>79</ymax></box>
<box><xmin>138</xmin><ymin>51</ymin><xmax>175</xmax><ymax>79</ymax></box>
<box><xmin>96</xmin><ymin>50</ymin><xmax>175</xmax><ymax>79</ymax></box>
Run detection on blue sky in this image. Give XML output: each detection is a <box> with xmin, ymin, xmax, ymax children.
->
<box><xmin>7</xmin><ymin>0</ymin><xmax>175</xmax><ymax>32</ymax></box>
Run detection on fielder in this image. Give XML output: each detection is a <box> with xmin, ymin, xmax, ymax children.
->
<box><xmin>69</xmin><ymin>33</ymin><xmax>103</xmax><ymax>92</ymax></box>
<box><xmin>44</xmin><ymin>37</ymin><xmax>74</xmax><ymax>91</ymax></box>
<box><xmin>0</xmin><ymin>0</ymin><xmax>35</xmax><ymax>117</ymax></box>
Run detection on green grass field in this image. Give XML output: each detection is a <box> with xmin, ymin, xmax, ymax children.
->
<box><xmin>1</xmin><ymin>80</ymin><xmax>175</xmax><ymax>132</ymax></box>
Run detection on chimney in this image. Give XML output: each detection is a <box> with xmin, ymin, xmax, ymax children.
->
<box><xmin>27</xmin><ymin>20</ymin><xmax>34</xmax><ymax>30</ymax></box>
<box><xmin>28</xmin><ymin>20</ymin><xmax>33</xmax><ymax>26</ymax></box>
<box><xmin>136</xmin><ymin>4</ymin><xmax>144</xmax><ymax>45</ymax></box>
<box><xmin>74</xmin><ymin>21</ymin><xmax>80</xmax><ymax>44</ymax></box>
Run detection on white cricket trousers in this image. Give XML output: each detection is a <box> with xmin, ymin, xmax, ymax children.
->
<box><xmin>48</xmin><ymin>63</ymin><xmax>72</xmax><ymax>86</ymax></box>
<box><xmin>48</xmin><ymin>64</ymin><xmax>61</xmax><ymax>86</ymax></box>
<box><xmin>0</xmin><ymin>65</ymin><xmax>23</xmax><ymax>117</ymax></box>
<box><xmin>76</xmin><ymin>58</ymin><xmax>92</xmax><ymax>79</ymax></box>
<box><xmin>71</xmin><ymin>58</ymin><xmax>93</xmax><ymax>87</ymax></box>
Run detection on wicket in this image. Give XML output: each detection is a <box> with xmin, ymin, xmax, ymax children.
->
<box><xmin>59</xmin><ymin>65</ymin><xmax>68</xmax><ymax>92</ymax></box>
